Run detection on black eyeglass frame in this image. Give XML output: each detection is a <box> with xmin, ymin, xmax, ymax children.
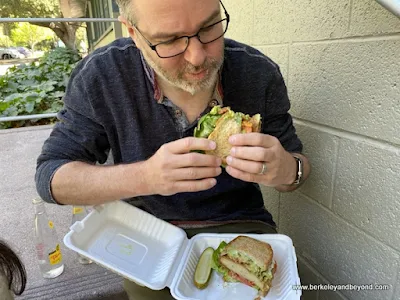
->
<box><xmin>132</xmin><ymin>0</ymin><xmax>230</xmax><ymax>58</ymax></box>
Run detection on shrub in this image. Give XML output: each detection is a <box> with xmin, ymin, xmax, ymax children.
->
<box><xmin>0</xmin><ymin>34</ymin><xmax>13</xmax><ymax>48</ymax></box>
<box><xmin>0</xmin><ymin>47</ymin><xmax>81</xmax><ymax>129</ymax></box>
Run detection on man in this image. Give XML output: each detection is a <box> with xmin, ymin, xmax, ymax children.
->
<box><xmin>35</xmin><ymin>0</ymin><xmax>310</xmax><ymax>298</ymax></box>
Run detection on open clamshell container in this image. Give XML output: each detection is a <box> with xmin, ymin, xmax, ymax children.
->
<box><xmin>64</xmin><ymin>201</ymin><xmax>301</xmax><ymax>300</ymax></box>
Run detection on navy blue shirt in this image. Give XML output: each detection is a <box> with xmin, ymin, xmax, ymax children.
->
<box><xmin>35</xmin><ymin>38</ymin><xmax>302</xmax><ymax>228</ymax></box>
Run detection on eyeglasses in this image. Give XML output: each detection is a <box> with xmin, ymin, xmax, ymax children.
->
<box><xmin>133</xmin><ymin>0</ymin><xmax>230</xmax><ymax>58</ymax></box>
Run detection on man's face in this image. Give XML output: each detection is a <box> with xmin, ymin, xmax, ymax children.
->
<box><xmin>127</xmin><ymin>0</ymin><xmax>225</xmax><ymax>95</ymax></box>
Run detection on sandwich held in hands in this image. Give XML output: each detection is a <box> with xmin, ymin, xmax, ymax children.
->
<box><xmin>212</xmin><ymin>236</ymin><xmax>277</xmax><ymax>297</ymax></box>
<box><xmin>194</xmin><ymin>105</ymin><xmax>261</xmax><ymax>165</ymax></box>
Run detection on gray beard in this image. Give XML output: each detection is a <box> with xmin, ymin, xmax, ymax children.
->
<box><xmin>140</xmin><ymin>49</ymin><xmax>223</xmax><ymax>96</ymax></box>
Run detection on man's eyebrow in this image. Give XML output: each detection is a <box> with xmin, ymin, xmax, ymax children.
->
<box><xmin>151</xmin><ymin>9</ymin><xmax>221</xmax><ymax>40</ymax></box>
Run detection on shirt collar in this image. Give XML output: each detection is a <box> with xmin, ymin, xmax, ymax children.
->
<box><xmin>140</xmin><ymin>51</ymin><xmax>224</xmax><ymax>105</ymax></box>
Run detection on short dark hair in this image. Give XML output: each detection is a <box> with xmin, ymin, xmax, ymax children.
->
<box><xmin>0</xmin><ymin>240</ymin><xmax>27</xmax><ymax>295</ymax></box>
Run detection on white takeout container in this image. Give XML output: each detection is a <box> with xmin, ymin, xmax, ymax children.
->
<box><xmin>63</xmin><ymin>201</ymin><xmax>302</xmax><ymax>300</ymax></box>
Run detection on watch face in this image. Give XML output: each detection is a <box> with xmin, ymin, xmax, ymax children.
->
<box><xmin>293</xmin><ymin>156</ymin><xmax>303</xmax><ymax>185</ymax></box>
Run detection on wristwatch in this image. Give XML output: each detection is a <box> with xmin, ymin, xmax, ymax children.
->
<box><xmin>291</xmin><ymin>154</ymin><xmax>303</xmax><ymax>185</ymax></box>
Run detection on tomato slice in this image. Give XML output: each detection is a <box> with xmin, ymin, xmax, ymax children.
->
<box><xmin>219</xmin><ymin>107</ymin><xmax>229</xmax><ymax>114</ymax></box>
<box><xmin>228</xmin><ymin>271</ymin><xmax>256</xmax><ymax>288</ymax></box>
<box><xmin>241</xmin><ymin>120</ymin><xmax>253</xmax><ymax>133</ymax></box>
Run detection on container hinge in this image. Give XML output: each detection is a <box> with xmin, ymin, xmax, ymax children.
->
<box><xmin>70</xmin><ymin>221</ymin><xmax>84</xmax><ymax>233</ymax></box>
<box><xmin>166</xmin><ymin>237</ymin><xmax>189</xmax><ymax>289</ymax></box>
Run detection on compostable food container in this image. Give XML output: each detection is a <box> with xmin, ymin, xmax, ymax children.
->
<box><xmin>64</xmin><ymin>201</ymin><xmax>302</xmax><ymax>299</ymax></box>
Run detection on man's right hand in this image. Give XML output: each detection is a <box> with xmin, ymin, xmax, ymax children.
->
<box><xmin>142</xmin><ymin>137</ymin><xmax>222</xmax><ymax>196</ymax></box>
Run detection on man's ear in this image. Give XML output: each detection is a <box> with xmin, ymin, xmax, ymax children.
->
<box><xmin>118</xmin><ymin>15</ymin><xmax>135</xmax><ymax>37</ymax></box>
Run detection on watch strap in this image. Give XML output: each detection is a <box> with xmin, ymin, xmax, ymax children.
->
<box><xmin>291</xmin><ymin>154</ymin><xmax>303</xmax><ymax>185</ymax></box>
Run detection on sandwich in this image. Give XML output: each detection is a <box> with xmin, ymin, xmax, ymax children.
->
<box><xmin>193</xmin><ymin>105</ymin><xmax>261</xmax><ymax>165</ymax></box>
<box><xmin>211</xmin><ymin>236</ymin><xmax>277</xmax><ymax>297</ymax></box>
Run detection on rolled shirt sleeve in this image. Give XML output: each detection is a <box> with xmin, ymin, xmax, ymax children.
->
<box><xmin>35</xmin><ymin>71</ymin><xmax>110</xmax><ymax>204</ymax></box>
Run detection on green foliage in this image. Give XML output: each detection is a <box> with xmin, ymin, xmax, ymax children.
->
<box><xmin>0</xmin><ymin>0</ymin><xmax>59</xmax><ymax>18</ymax></box>
<box><xmin>0</xmin><ymin>47</ymin><xmax>81</xmax><ymax>129</ymax></box>
<box><xmin>1</xmin><ymin>0</ymin><xmax>89</xmax><ymax>50</ymax></box>
<box><xmin>0</xmin><ymin>34</ymin><xmax>14</xmax><ymax>48</ymax></box>
<box><xmin>36</xmin><ymin>38</ymin><xmax>58</xmax><ymax>51</ymax></box>
<box><xmin>11</xmin><ymin>23</ymin><xmax>55</xmax><ymax>51</ymax></box>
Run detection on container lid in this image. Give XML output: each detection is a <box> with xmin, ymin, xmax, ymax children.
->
<box><xmin>63</xmin><ymin>201</ymin><xmax>188</xmax><ymax>290</ymax></box>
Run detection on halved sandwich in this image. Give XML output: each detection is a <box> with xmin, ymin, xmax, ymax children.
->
<box><xmin>194</xmin><ymin>105</ymin><xmax>261</xmax><ymax>165</ymax></box>
<box><xmin>212</xmin><ymin>236</ymin><xmax>277</xmax><ymax>297</ymax></box>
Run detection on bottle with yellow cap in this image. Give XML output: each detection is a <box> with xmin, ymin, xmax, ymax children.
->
<box><xmin>33</xmin><ymin>197</ymin><xmax>64</xmax><ymax>278</ymax></box>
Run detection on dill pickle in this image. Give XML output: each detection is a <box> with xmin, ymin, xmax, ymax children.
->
<box><xmin>194</xmin><ymin>247</ymin><xmax>214</xmax><ymax>289</ymax></box>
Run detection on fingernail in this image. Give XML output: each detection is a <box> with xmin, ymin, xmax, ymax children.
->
<box><xmin>226</xmin><ymin>156</ymin><xmax>233</xmax><ymax>164</ymax></box>
<box><xmin>230</xmin><ymin>147</ymin><xmax>236</xmax><ymax>155</ymax></box>
<box><xmin>209</xmin><ymin>141</ymin><xmax>216</xmax><ymax>149</ymax></box>
<box><xmin>229</xmin><ymin>136</ymin><xmax>236</xmax><ymax>143</ymax></box>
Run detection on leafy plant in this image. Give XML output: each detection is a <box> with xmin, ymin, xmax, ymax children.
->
<box><xmin>0</xmin><ymin>47</ymin><xmax>81</xmax><ymax>129</ymax></box>
<box><xmin>11</xmin><ymin>22</ymin><xmax>55</xmax><ymax>52</ymax></box>
<box><xmin>0</xmin><ymin>34</ymin><xmax>13</xmax><ymax>48</ymax></box>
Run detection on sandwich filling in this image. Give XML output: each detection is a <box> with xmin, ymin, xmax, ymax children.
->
<box><xmin>211</xmin><ymin>240</ymin><xmax>276</xmax><ymax>293</ymax></box>
<box><xmin>194</xmin><ymin>105</ymin><xmax>261</xmax><ymax>139</ymax></box>
<box><xmin>193</xmin><ymin>106</ymin><xmax>261</xmax><ymax>164</ymax></box>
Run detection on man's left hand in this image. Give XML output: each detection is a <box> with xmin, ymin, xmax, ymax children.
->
<box><xmin>225</xmin><ymin>133</ymin><xmax>297</xmax><ymax>187</ymax></box>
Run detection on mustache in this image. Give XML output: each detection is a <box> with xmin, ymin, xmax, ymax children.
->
<box><xmin>181</xmin><ymin>57</ymin><xmax>222</xmax><ymax>74</ymax></box>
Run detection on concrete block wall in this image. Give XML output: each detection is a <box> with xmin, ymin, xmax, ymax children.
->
<box><xmin>223</xmin><ymin>1</ymin><xmax>400</xmax><ymax>299</ymax></box>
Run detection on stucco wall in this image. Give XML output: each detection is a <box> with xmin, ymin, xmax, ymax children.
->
<box><xmin>223</xmin><ymin>1</ymin><xmax>400</xmax><ymax>299</ymax></box>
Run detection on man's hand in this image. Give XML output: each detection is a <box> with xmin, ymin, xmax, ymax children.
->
<box><xmin>142</xmin><ymin>137</ymin><xmax>222</xmax><ymax>196</ymax></box>
<box><xmin>225</xmin><ymin>133</ymin><xmax>297</xmax><ymax>187</ymax></box>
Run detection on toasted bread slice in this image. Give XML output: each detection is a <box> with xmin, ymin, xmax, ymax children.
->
<box><xmin>205</xmin><ymin>114</ymin><xmax>241</xmax><ymax>163</ymax></box>
<box><xmin>222</xmin><ymin>236</ymin><xmax>273</xmax><ymax>271</ymax></box>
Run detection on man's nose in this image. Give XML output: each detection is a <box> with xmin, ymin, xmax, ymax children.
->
<box><xmin>183</xmin><ymin>37</ymin><xmax>206</xmax><ymax>67</ymax></box>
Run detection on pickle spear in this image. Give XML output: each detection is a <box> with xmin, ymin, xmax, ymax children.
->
<box><xmin>194</xmin><ymin>247</ymin><xmax>214</xmax><ymax>289</ymax></box>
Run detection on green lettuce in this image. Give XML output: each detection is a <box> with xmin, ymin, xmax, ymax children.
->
<box><xmin>194</xmin><ymin>106</ymin><xmax>222</xmax><ymax>139</ymax></box>
<box><xmin>211</xmin><ymin>241</ymin><xmax>229</xmax><ymax>276</ymax></box>
<box><xmin>234</xmin><ymin>112</ymin><xmax>243</xmax><ymax>126</ymax></box>
<box><xmin>211</xmin><ymin>241</ymin><xmax>240</xmax><ymax>282</ymax></box>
